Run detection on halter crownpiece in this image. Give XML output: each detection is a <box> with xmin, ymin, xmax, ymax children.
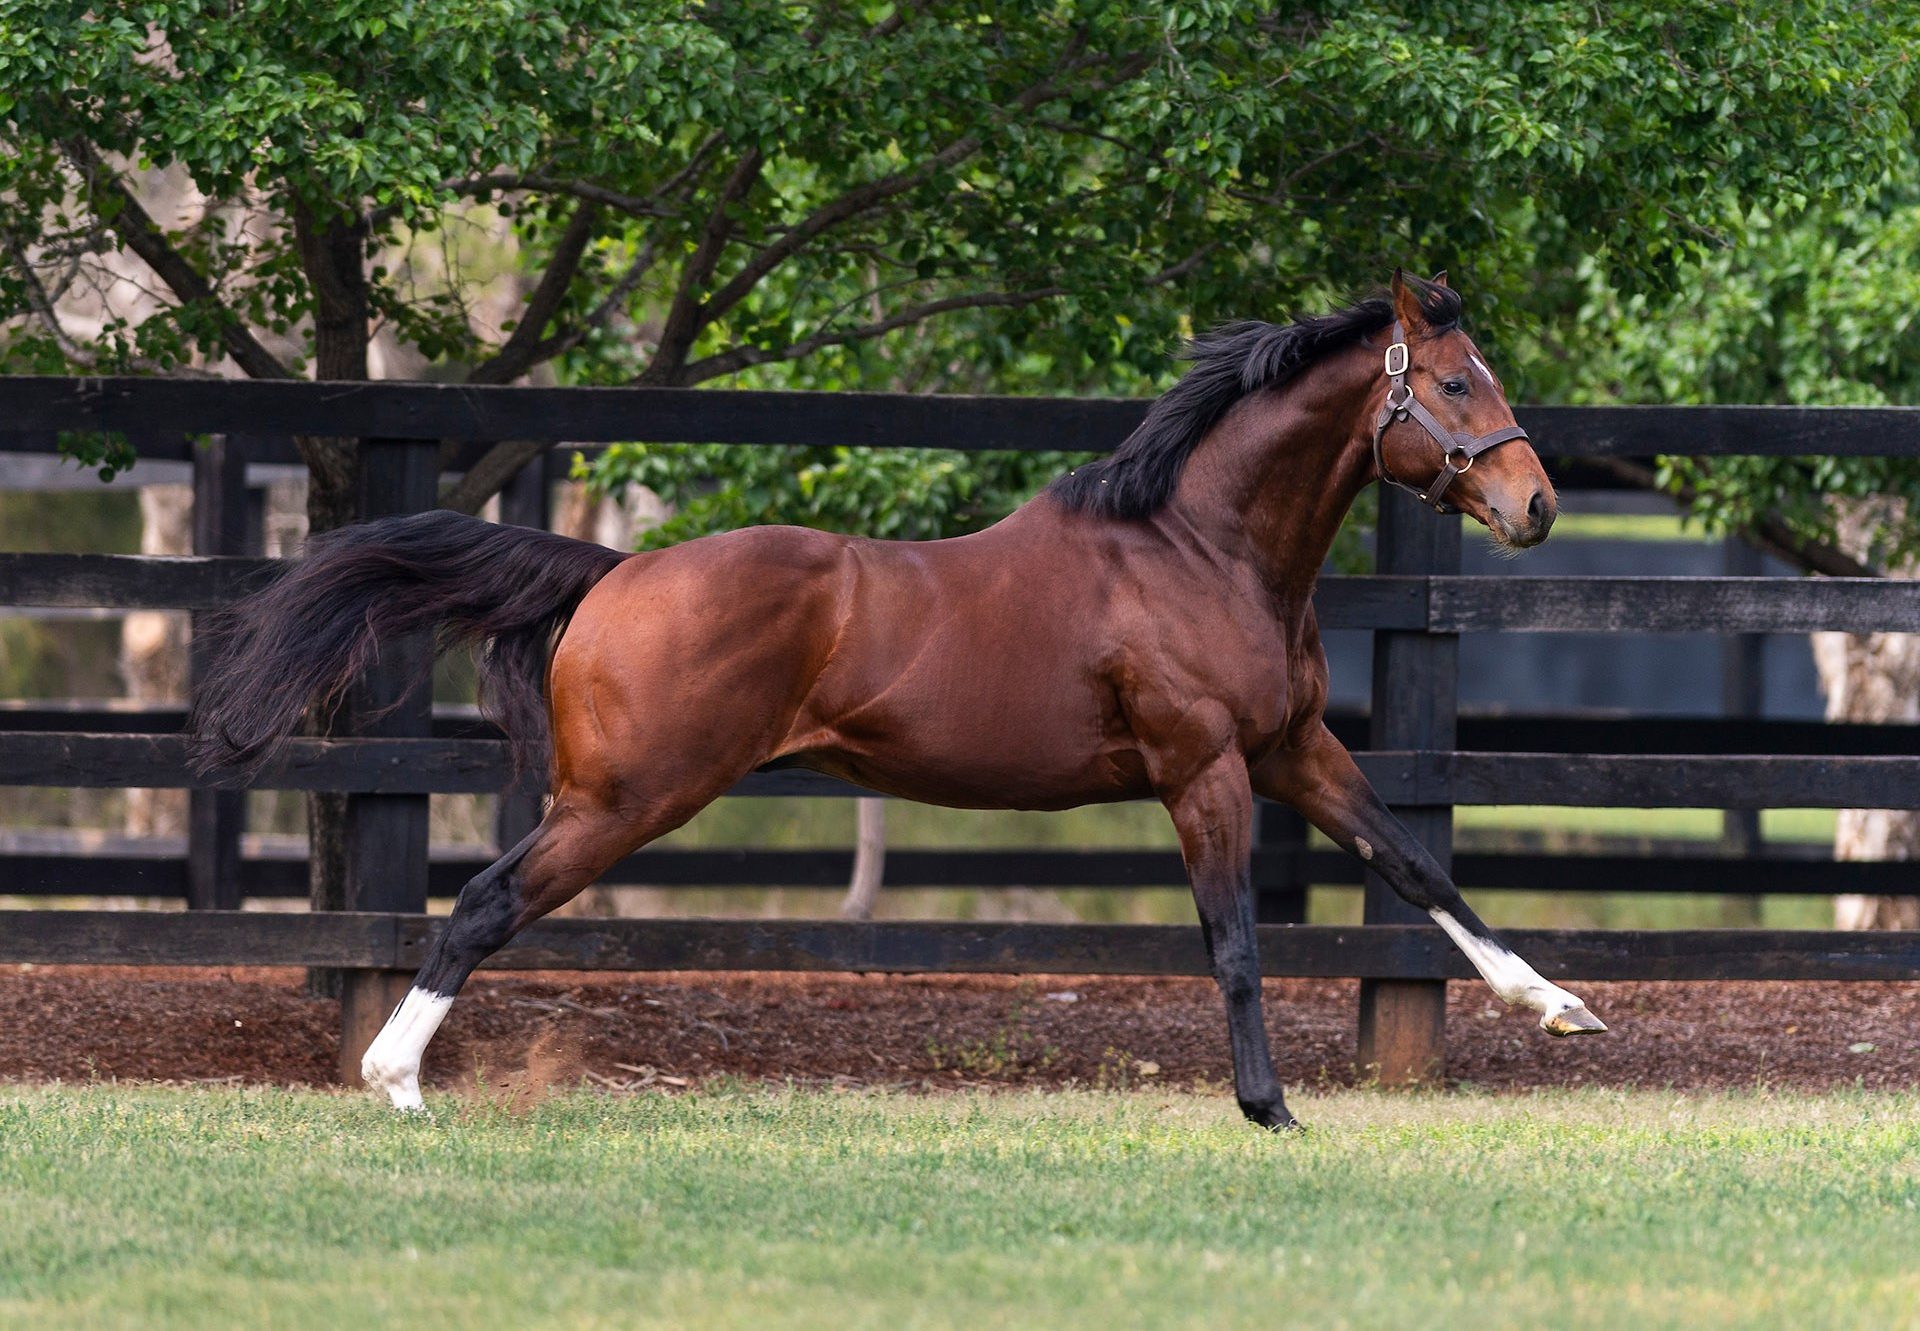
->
<box><xmin>1370</xmin><ymin>319</ymin><xmax>1530</xmax><ymax>514</ymax></box>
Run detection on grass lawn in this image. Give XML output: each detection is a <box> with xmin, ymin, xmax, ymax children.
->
<box><xmin>3</xmin><ymin>1086</ymin><xmax>1918</xmax><ymax>1330</ymax></box>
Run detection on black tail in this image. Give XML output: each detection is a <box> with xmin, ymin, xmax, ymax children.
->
<box><xmin>189</xmin><ymin>510</ymin><xmax>626</xmax><ymax>779</ymax></box>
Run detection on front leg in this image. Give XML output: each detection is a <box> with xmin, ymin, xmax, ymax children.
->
<box><xmin>1256</xmin><ymin>726</ymin><xmax>1606</xmax><ymax>1037</ymax></box>
<box><xmin>1160</xmin><ymin>752</ymin><xmax>1298</xmax><ymax>1130</ymax></box>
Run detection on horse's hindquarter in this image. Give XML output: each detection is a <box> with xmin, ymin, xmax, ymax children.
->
<box><xmin>772</xmin><ymin>515</ymin><xmax>1143</xmax><ymax>810</ymax></box>
<box><xmin>546</xmin><ymin>527</ymin><xmax>857</xmax><ymax>800</ymax></box>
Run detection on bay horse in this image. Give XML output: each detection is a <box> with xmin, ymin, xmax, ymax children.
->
<box><xmin>193</xmin><ymin>271</ymin><xmax>1604</xmax><ymax>1129</ymax></box>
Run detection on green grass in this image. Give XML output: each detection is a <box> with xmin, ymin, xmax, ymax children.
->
<box><xmin>3</xmin><ymin>1086</ymin><xmax>1918</xmax><ymax>1330</ymax></box>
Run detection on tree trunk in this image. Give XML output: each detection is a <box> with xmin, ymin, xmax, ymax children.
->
<box><xmin>1811</xmin><ymin>498</ymin><xmax>1920</xmax><ymax>930</ymax></box>
<box><xmin>839</xmin><ymin>798</ymin><xmax>887</xmax><ymax>919</ymax></box>
<box><xmin>292</xmin><ymin>201</ymin><xmax>373</xmax><ymax>995</ymax></box>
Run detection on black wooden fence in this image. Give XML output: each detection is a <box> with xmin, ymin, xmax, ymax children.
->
<box><xmin>2</xmin><ymin>377</ymin><xmax>1918</xmax><ymax>1084</ymax></box>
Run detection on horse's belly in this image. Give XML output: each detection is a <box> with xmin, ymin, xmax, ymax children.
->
<box><xmin>785</xmin><ymin>741</ymin><xmax>1149</xmax><ymax>811</ymax></box>
<box><xmin>781</xmin><ymin>666</ymin><xmax>1145</xmax><ymax>810</ymax></box>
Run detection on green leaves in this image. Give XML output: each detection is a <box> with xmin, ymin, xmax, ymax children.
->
<box><xmin>1528</xmin><ymin>192</ymin><xmax>1920</xmax><ymax>569</ymax></box>
<box><xmin>5</xmin><ymin>0</ymin><xmax>1920</xmax><ymax>543</ymax></box>
<box><xmin>578</xmin><ymin>442</ymin><xmax>1079</xmax><ymax>548</ymax></box>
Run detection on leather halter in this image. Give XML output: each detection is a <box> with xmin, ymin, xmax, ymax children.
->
<box><xmin>1370</xmin><ymin>319</ymin><xmax>1530</xmax><ymax>513</ymax></box>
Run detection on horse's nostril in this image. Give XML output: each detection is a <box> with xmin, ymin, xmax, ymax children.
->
<box><xmin>1527</xmin><ymin>489</ymin><xmax>1550</xmax><ymax>528</ymax></box>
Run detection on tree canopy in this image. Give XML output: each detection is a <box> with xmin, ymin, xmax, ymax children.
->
<box><xmin>4</xmin><ymin>2</ymin><xmax>1918</xmax><ymax>538</ymax></box>
<box><xmin>1525</xmin><ymin>185</ymin><xmax>1920</xmax><ymax>572</ymax></box>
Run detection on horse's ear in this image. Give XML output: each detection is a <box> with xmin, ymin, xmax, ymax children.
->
<box><xmin>1431</xmin><ymin>270</ymin><xmax>1450</xmax><ymax>289</ymax></box>
<box><xmin>1390</xmin><ymin>268</ymin><xmax>1428</xmax><ymax>333</ymax></box>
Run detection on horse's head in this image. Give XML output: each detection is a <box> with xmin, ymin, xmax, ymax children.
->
<box><xmin>1372</xmin><ymin>271</ymin><xmax>1555</xmax><ymax>549</ymax></box>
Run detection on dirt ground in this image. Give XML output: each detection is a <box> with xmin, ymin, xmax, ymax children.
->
<box><xmin>3</xmin><ymin>965</ymin><xmax>1917</xmax><ymax>1096</ymax></box>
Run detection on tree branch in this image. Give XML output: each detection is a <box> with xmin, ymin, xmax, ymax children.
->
<box><xmin>1225</xmin><ymin>140</ymin><xmax>1370</xmax><ymax>210</ymax></box>
<box><xmin>467</xmin><ymin>201</ymin><xmax>602</xmax><ymax>386</ymax></box>
<box><xmin>1590</xmin><ymin>457</ymin><xmax>1875</xmax><ymax>578</ymax></box>
<box><xmin>638</xmin><ymin>147</ymin><xmax>766</xmax><ymax>385</ymax></box>
<box><xmin>652</xmin><ymin>132</ymin><xmax>728</xmax><ymax>206</ymax></box>
<box><xmin>680</xmin><ymin>285</ymin><xmax>1066</xmax><ymax>384</ymax></box>
<box><xmin>368</xmin><ymin>132</ymin><xmax>725</xmax><ymax>230</ymax></box>
<box><xmin>369</xmin><ymin>174</ymin><xmax>682</xmax><ymax>229</ymax></box>
<box><xmin>692</xmin><ymin>136</ymin><xmax>984</xmax><ymax>329</ymax></box>
<box><xmin>440</xmin><ymin>437</ymin><xmax>552</xmax><ymax>516</ymax></box>
<box><xmin>2</xmin><ymin>233</ymin><xmax>207</xmax><ymax>375</ymax></box>
<box><xmin>694</xmin><ymin>50</ymin><xmax>1151</xmax><ymax>333</ymax></box>
<box><xmin>443</xmin><ymin>233</ymin><xmax>668</xmax><ymax>511</ymax></box>
<box><xmin>1144</xmin><ymin>243</ymin><xmax>1217</xmax><ymax>288</ymax></box>
<box><xmin>61</xmin><ymin>139</ymin><xmax>293</xmax><ymax>380</ymax></box>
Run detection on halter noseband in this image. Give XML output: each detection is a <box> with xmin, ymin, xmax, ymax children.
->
<box><xmin>1370</xmin><ymin>320</ymin><xmax>1530</xmax><ymax>514</ymax></box>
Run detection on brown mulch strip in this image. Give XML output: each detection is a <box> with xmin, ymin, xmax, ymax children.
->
<box><xmin>1</xmin><ymin>965</ymin><xmax>1916</xmax><ymax>1094</ymax></box>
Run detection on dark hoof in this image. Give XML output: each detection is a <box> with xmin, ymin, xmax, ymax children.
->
<box><xmin>1240</xmin><ymin>1099</ymin><xmax>1303</xmax><ymax>1133</ymax></box>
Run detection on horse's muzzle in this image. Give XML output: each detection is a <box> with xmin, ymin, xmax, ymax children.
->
<box><xmin>1490</xmin><ymin>488</ymin><xmax>1555</xmax><ymax>547</ymax></box>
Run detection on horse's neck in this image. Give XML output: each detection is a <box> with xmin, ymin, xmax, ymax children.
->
<box><xmin>1166</xmin><ymin>342</ymin><xmax>1378</xmax><ymax>602</ymax></box>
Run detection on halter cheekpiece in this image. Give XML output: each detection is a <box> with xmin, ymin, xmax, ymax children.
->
<box><xmin>1370</xmin><ymin>319</ymin><xmax>1530</xmax><ymax>513</ymax></box>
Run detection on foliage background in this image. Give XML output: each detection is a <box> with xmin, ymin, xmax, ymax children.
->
<box><xmin>5</xmin><ymin>2</ymin><xmax>1919</xmax><ymax>562</ymax></box>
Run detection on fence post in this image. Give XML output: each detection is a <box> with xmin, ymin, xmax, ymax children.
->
<box><xmin>1719</xmin><ymin>535</ymin><xmax>1767</xmax><ymax>924</ymax></box>
<box><xmin>337</xmin><ymin>438</ymin><xmax>438</xmax><ymax>1083</ymax></box>
<box><xmin>1356</xmin><ymin>488</ymin><xmax>1458</xmax><ymax>1085</ymax></box>
<box><xmin>187</xmin><ymin>434</ymin><xmax>248</xmax><ymax>910</ymax></box>
<box><xmin>492</xmin><ymin>450</ymin><xmax>550</xmax><ymax>854</ymax></box>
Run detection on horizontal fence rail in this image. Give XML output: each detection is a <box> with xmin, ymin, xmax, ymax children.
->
<box><xmin>8</xmin><ymin>376</ymin><xmax>1920</xmax><ymax>456</ymax></box>
<box><xmin>5</xmin><ymin>840</ymin><xmax>1914</xmax><ymax>900</ymax></box>
<box><xmin>3</xmin><ymin>912</ymin><xmax>1918</xmax><ymax>981</ymax></box>
<box><xmin>6</xmin><ymin>554</ymin><xmax>1918</xmax><ymax>635</ymax></box>
<box><xmin>5</xmin><ymin>732</ymin><xmax>1919</xmax><ymax>806</ymax></box>
<box><xmin>7</xmin><ymin>700</ymin><xmax>1919</xmax><ymax>756</ymax></box>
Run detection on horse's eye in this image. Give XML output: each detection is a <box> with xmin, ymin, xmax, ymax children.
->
<box><xmin>1441</xmin><ymin>378</ymin><xmax>1469</xmax><ymax>397</ymax></box>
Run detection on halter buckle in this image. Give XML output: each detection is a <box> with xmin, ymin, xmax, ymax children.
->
<box><xmin>1450</xmin><ymin>448</ymin><xmax>1475</xmax><ymax>474</ymax></box>
<box><xmin>1383</xmin><ymin>342</ymin><xmax>1409</xmax><ymax>377</ymax></box>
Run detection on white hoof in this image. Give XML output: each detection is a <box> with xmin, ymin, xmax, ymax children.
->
<box><xmin>362</xmin><ymin>1053</ymin><xmax>426</xmax><ymax>1112</ymax></box>
<box><xmin>360</xmin><ymin>988</ymin><xmax>452</xmax><ymax>1113</ymax></box>
<box><xmin>1540</xmin><ymin>1003</ymin><xmax>1608</xmax><ymax>1037</ymax></box>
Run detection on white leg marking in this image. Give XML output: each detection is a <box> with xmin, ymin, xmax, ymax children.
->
<box><xmin>1429</xmin><ymin>909</ymin><xmax>1599</xmax><ymax>1032</ymax></box>
<box><xmin>361</xmin><ymin>988</ymin><xmax>452</xmax><ymax>1112</ymax></box>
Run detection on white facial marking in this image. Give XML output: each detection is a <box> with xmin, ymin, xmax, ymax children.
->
<box><xmin>361</xmin><ymin>988</ymin><xmax>452</xmax><ymax>1113</ymax></box>
<box><xmin>1468</xmin><ymin>353</ymin><xmax>1497</xmax><ymax>387</ymax></box>
<box><xmin>1429</xmin><ymin>909</ymin><xmax>1585</xmax><ymax>1019</ymax></box>
<box><xmin>1354</xmin><ymin>837</ymin><xmax>1374</xmax><ymax>861</ymax></box>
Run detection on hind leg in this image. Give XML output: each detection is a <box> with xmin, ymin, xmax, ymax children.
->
<box><xmin>363</xmin><ymin>542</ymin><xmax>847</xmax><ymax>1109</ymax></box>
<box><xmin>362</xmin><ymin>788</ymin><xmax>697</xmax><ymax>1110</ymax></box>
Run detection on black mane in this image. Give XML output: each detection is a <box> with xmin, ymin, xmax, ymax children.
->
<box><xmin>1047</xmin><ymin>277</ymin><xmax>1462</xmax><ymax>519</ymax></box>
